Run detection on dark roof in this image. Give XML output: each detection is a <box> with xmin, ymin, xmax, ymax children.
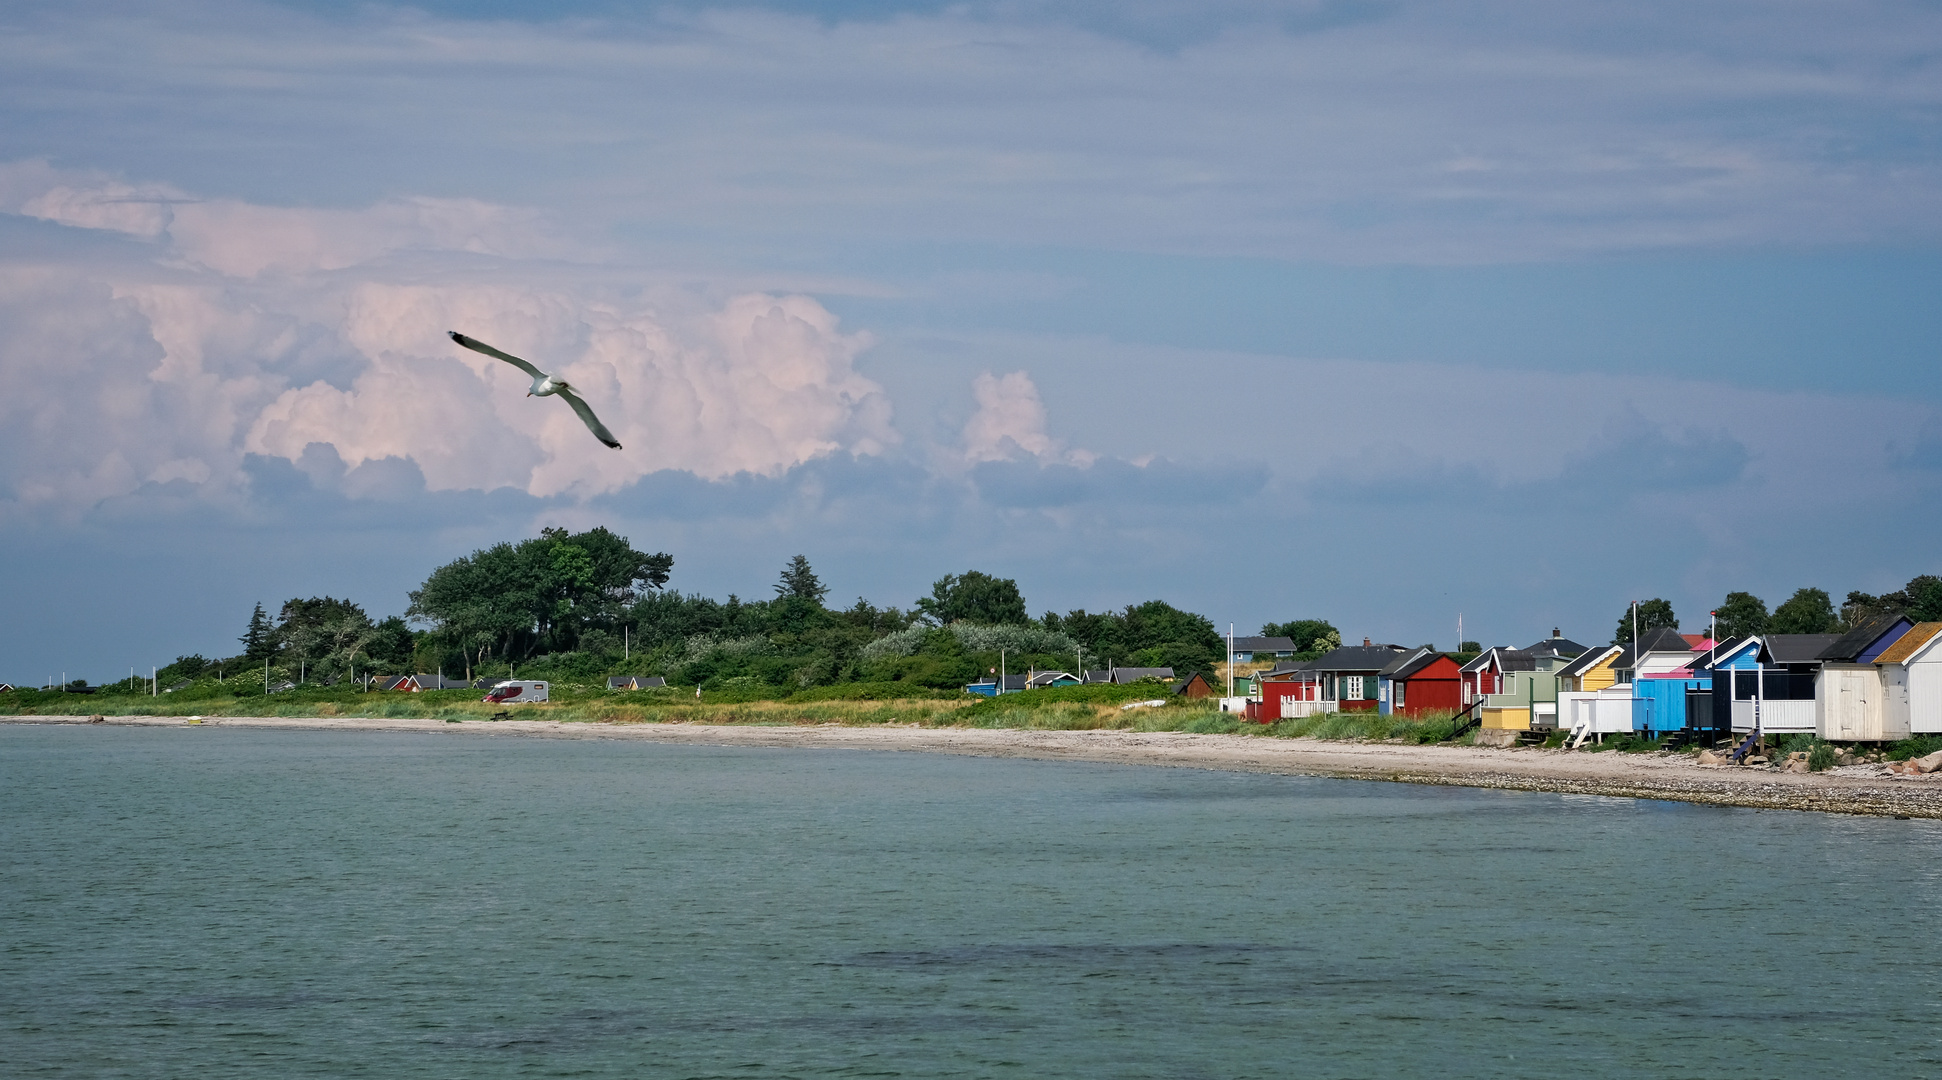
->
<box><xmin>1379</xmin><ymin>648</ymin><xmax>1448</xmax><ymax>679</ymax></box>
<box><xmin>1523</xmin><ymin>635</ymin><xmax>1588</xmax><ymax>658</ymax></box>
<box><xmin>1556</xmin><ymin>644</ymin><xmax>1623</xmax><ymax>679</ymax></box>
<box><xmin>1171</xmin><ymin>673</ymin><xmax>1212</xmax><ymax>693</ymax></box>
<box><xmin>1229</xmin><ymin>636</ymin><xmax>1297</xmax><ymax>653</ymax></box>
<box><xmin>1311</xmin><ymin>644</ymin><xmax>1408</xmax><ymax>672</ymax></box>
<box><xmin>1764</xmin><ymin>634</ymin><xmax>1842</xmax><ymax>665</ymax></box>
<box><xmin>1460</xmin><ymin>647</ymin><xmax>1537</xmax><ymax>674</ymax></box>
<box><xmin>1688</xmin><ymin>636</ymin><xmax>1753</xmax><ymax>670</ymax></box>
<box><xmin>1631</xmin><ymin>627</ymin><xmax>1694</xmax><ymax>655</ymax></box>
<box><xmin>1817</xmin><ymin>614</ymin><xmax>1914</xmax><ymax>662</ymax></box>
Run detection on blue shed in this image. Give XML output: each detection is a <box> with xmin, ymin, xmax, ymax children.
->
<box><xmin>1633</xmin><ymin>676</ymin><xmax>1709</xmax><ymax>733</ymax></box>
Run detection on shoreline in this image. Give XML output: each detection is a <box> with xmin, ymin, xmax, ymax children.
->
<box><xmin>9</xmin><ymin>714</ymin><xmax>1941</xmax><ymax>818</ymax></box>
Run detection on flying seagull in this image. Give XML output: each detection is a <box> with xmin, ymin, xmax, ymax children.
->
<box><xmin>448</xmin><ymin>331</ymin><xmax>622</xmax><ymax>449</ymax></box>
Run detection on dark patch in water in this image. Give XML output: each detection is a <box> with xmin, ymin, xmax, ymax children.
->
<box><xmin>837</xmin><ymin>942</ymin><xmax>1308</xmax><ymax>968</ymax></box>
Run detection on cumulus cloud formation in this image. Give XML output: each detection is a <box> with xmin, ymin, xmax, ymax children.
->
<box><xmin>962</xmin><ymin>370</ymin><xmax>1094</xmax><ymax>466</ymax></box>
<box><xmin>0</xmin><ymin>166</ymin><xmax>898</xmax><ymax>517</ymax></box>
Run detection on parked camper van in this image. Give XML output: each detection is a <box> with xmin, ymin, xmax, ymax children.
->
<box><xmin>483</xmin><ymin>680</ymin><xmax>548</xmax><ymax>704</ymax></box>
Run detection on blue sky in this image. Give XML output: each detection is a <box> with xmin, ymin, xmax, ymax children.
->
<box><xmin>3</xmin><ymin>0</ymin><xmax>1940</xmax><ymax>680</ymax></box>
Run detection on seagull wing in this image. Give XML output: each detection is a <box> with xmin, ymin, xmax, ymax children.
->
<box><xmin>555</xmin><ymin>387</ymin><xmax>623</xmax><ymax>449</ymax></box>
<box><xmin>449</xmin><ymin>331</ymin><xmax>545</xmax><ymax>380</ymax></box>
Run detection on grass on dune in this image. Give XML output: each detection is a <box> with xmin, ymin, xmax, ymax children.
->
<box><xmin>0</xmin><ymin>684</ymin><xmax>1469</xmax><ymax>743</ymax></box>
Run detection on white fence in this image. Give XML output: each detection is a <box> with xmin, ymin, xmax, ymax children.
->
<box><xmin>1278</xmin><ymin>697</ymin><xmax>1329</xmax><ymax>719</ymax></box>
<box><xmin>1559</xmin><ymin>692</ymin><xmax>1636</xmax><ymax>735</ymax></box>
<box><xmin>1731</xmin><ymin>698</ymin><xmax>1815</xmax><ymax>734</ymax></box>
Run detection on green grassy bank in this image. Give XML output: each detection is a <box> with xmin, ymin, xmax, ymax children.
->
<box><xmin>0</xmin><ymin>682</ymin><xmax>1481</xmax><ymax>741</ymax></box>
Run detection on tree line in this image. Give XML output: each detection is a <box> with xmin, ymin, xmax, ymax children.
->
<box><xmin>1614</xmin><ymin>575</ymin><xmax>1942</xmax><ymax>645</ymax></box>
<box><xmin>136</xmin><ymin>527</ymin><xmax>1320</xmax><ymax>693</ymax></box>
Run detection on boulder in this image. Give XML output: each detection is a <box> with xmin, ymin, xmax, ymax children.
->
<box><xmin>1743</xmin><ymin>755</ymin><xmax>1769</xmax><ymax>766</ymax></box>
<box><xmin>87</xmin><ymin>715</ymin><xmax>104</xmax><ymax>723</ymax></box>
<box><xmin>1914</xmin><ymin>750</ymin><xmax>1942</xmax><ymax>774</ymax></box>
<box><xmin>1696</xmin><ymin>749</ymin><xmax>1724</xmax><ymax>765</ymax></box>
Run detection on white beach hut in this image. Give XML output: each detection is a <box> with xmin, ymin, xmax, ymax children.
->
<box><xmin>1878</xmin><ymin>623</ymin><xmax>1942</xmax><ymax>736</ymax></box>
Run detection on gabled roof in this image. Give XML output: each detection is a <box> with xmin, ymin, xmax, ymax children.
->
<box><xmin>1024</xmin><ymin>670</ymin><xmax>1081</xmax><ymax>687</ymax></box>
<box><xmin>1460</xmin><ymin>647</ymin><xmax>1537</xmax><ymax>674</ymax></box>
<box><xmin>1764</xmin><ymin>634</ymin><xmax>1842</xmax><ymax>665</ymax></box>
<box><xmin>1556</xmin><ymin>644</ymin><xmax>1624</xmax><ymax>679</ymax></box>
<box><xmin>1691</xmin><ymin>635</ymin><xmax>1756</xmax><ymax>669</ymax></box>
<box><xmin>1311</xmin><ymin>644</ymin><xmax>1408</xmax><ymax>673</ymax></box>
<box><xmin>1171</xmin><ymin>672</ymin><xmax>1213</xmax><ymax>694</ymax></box>
<box><xmin>1374</xmin><ymin>648</ymin><xmax>1452</xmax><ymax>675</ymax></box>
<box><xmin>1876</xmin><ymin>623</ymin><xmax>1942</xmax><ymax>666</ymax></box>
<box><xmin>1818</xmin><ymin>614</ymin><xmax>1915</xmax><ymax>662</ymax></box>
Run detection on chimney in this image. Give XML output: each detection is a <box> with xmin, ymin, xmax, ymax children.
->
<box><xmin>1363</xmin><ymin>637</ymin><xmax>1372</xmax><ymax>647</ymax></box>
<box><xmin>1552</xmin><ymin>627</ymin><xmax>1560</xmax><ymax>639</ymax></box>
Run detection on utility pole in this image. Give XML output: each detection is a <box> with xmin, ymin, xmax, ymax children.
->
<box><xmin>1226</xmin><ymin>624</ymin><xmax>1234</xmax><ymax>699</ymax></box>
<box><xmin>1000</xmin><ymin>648</ymin><xmax>1007</xmax><ymax>696</ymax></box>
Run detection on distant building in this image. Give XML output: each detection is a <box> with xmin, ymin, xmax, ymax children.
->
<box><xmin>1227</xmin><ymin>636</ymin><xmax>1297</xmax><ymax>663</ymax></box>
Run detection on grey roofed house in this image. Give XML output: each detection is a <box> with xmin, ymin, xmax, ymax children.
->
<box><xmin>970</xmin><ymin>674</ymin><xmax>1031</xmax><ymax>692</ymax></box>
<box><xmin>1762</xmin><ymin>634</ymin><xmax>1844</xmax><ymax>667</ymax></box>
<box><xmin>1024</xmin><ymin>670</ymin><xmax>1082</xmax><ymax>688</ymax></box>
<box><xmin>1377</xmin><ymin>648</ymin><xmax>1443</xmax><ymax>679</ymax></box>
<box><xmin>608</xmin><ymin>675</ymin><xmax>667</xmax><ymax>690</ymax></box>
<box><xmin>1817</xmin><ymin>614</ymin><xmax>1916</xmax><ymax>663</ymax></box>
<box><xmin>1083</xmin><ymin>667</ymin><xmax>1175</xmax><ymax>684</ymax></box>
<box><xmin>1311</xmin><ymin>643</ymin><xmax>1409</xmax><ymax>674</ymax></box>
<box><xmin>1227</xmin><ymin>636</ymin><xmax>1298</xmax><ymax>661</ymax></box>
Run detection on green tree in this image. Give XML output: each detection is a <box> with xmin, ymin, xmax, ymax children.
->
<box><xmin>409</xmin><ymin>526</ymin><xmax>672</xmax><ymax>660</ymax></box>
<box><xmin>915</xmin><ymin>571</ymin><xmax>1029</xmax><ymax>625</ymax></box>
<box><xmin>1912</xmin><ymin>579</ymin><xmax>1942</xmax><ymax>623</ymax></box>
<box><xmin>1262</xmin><ymin>619</ymin><xmax>1341</xmax><ymax>654</ymax></box>
<box><xmin>1769</xmin><ymin>587</ymin><xmax>1839</xmax><ymax>634</ymax></box>
<box><xmin>776</xmin><ymin>555</ymin><xmax>829</xmax><ymax>604</ymax></box>
<box><xmin>1612</xmin><ymin>599</ymin><xmax>1677</xmax><ymax>645</ymax></box>
<box><xmin>240</xmin><ymin>602</ymin><xmax>273</xmax><ymax>662</ymax></box>
<box><xmin>1846</xmin><ymin>574</ymin><xmax>1942</xmax><ymax>624</ymax></box>
<box><xmin>1712</xmin><ymin>591</ymin><xmax>1769</xmax><ymax>640</ymax></box>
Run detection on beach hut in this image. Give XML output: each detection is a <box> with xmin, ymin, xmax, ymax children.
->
<box><xmin>1556</xmin><ymin>645</ymin><xmax>1625</xmax><ymax>694</ymax></box>
<box><xmin>1878</xmin><ymin>623</ymin><xmax>1942</xmax><ymax>735</ymax></box>
<box><xmin>1172</xmin><ymin>672</ymin><xmax>1215</xmax><ymax>698</ymax></box>
<box><xmin>1460</xmin><ymin>647</ymin><xmax>1536</xmax><ymax>705</ymax></box>
<box><xmin>607</xmin><ymin>676</ymin><xmax>668</xmax><ymax>690</ymax></box>
<box><xmin>1376</xmin><ymin>649</ymin><xmax>1463</xmax><ymax>717</ymax></box>
<box><xmin>1256</xmin><ymin>660</ymin><xmax>1324</xmax><ymax>719</ymax></box>
<box><xmin>1816</xmin><ymin>615</ymin><xmax>1915</xmax><ymax>741</ymax></box>
<box><xmin>1306</xmin><ymin>643</ymin><xmax>1407</xmax><ymax>713</ymax></box>
<box><xmin>965</xmin><ymin>674</ymin><xmax>1028</xmax><ymax>697</ymax></box>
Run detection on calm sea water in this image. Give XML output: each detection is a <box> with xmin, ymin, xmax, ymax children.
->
<box><xmin>3</xmin><ymin>725</ymin><xmax>1940</xmax><ymax>1079</ymax></box>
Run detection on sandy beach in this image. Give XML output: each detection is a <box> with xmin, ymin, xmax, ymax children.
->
<box><xmin>12</xmin><ymin>713</ymin><xmax>1942</xmax><ymax>818</ymax></box>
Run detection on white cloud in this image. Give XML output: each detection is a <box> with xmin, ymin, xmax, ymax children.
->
<box><xmin>0</xmin><ymin>168</ymin><xmax>899</xmax><ymax>514</ymax></box>
<box><xmin>962</xmin><ymin>370</ymin><xmax>1094</xmax><ymax>466</ymax></box>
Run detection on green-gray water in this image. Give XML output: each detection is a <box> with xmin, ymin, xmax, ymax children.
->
<box><xmin>4</xmin><ymin>725</ymin><xmax>1939</xmax><ymax>1078</ymax></box>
